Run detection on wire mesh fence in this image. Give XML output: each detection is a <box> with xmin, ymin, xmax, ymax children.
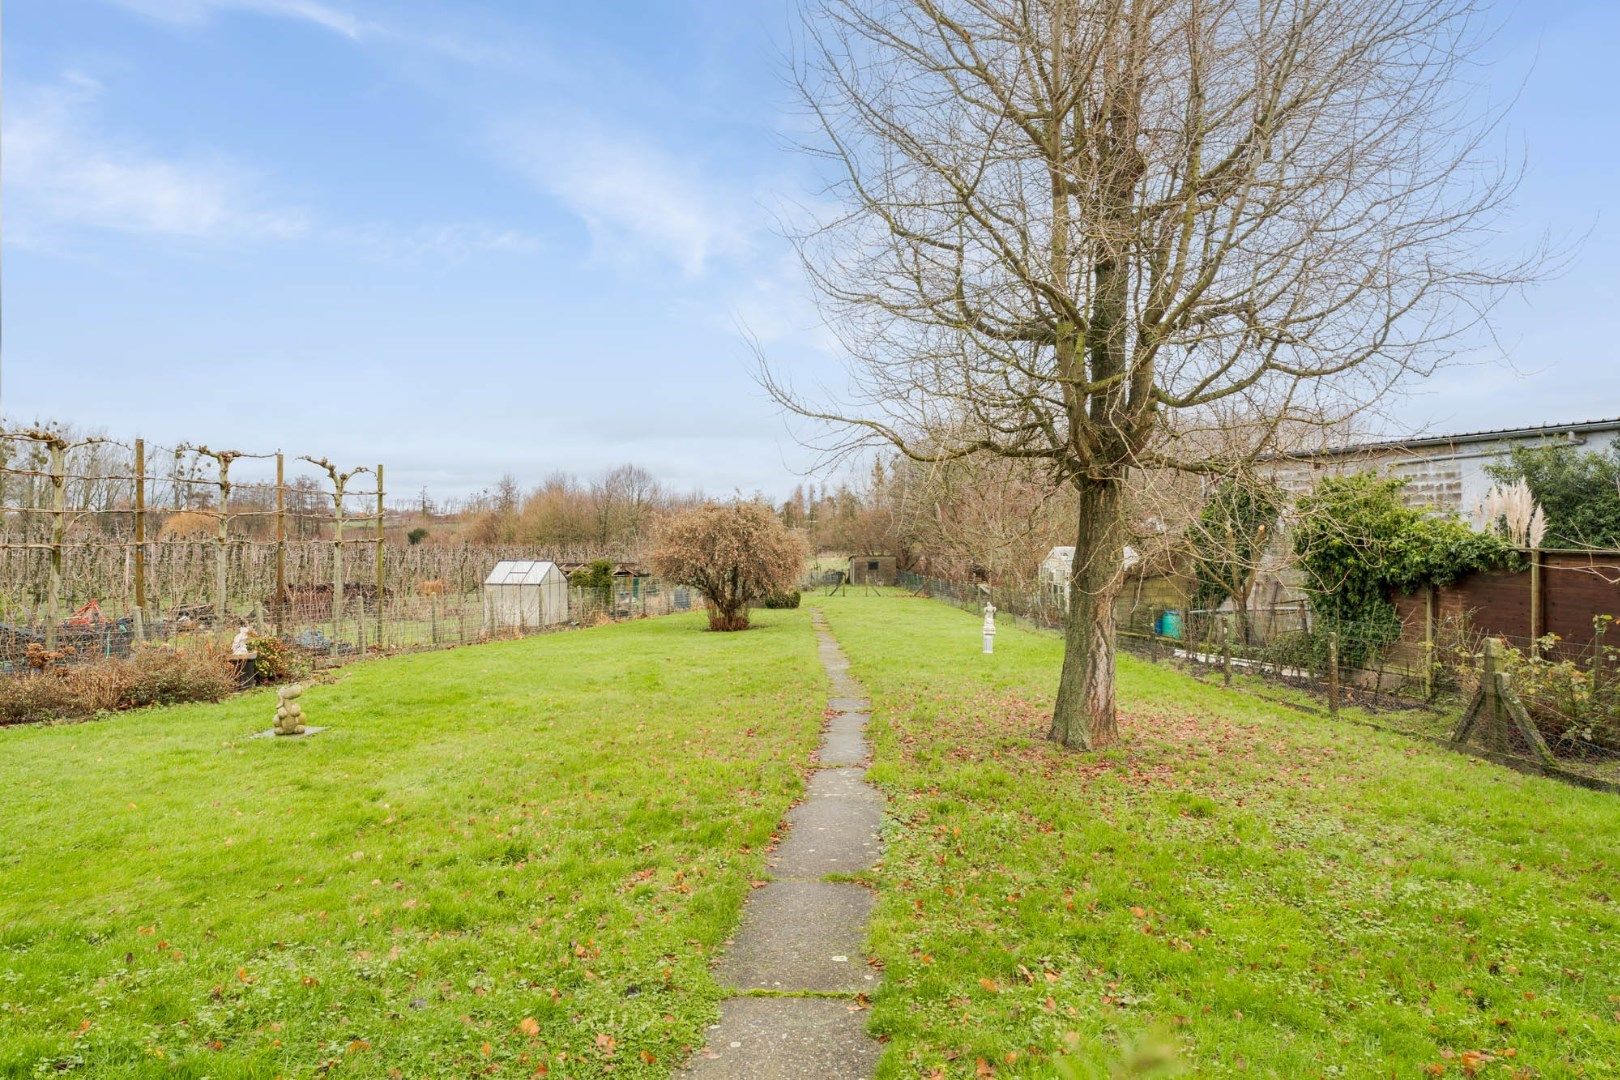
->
<box><xmin>0</xmin><ymin>424</ymin><xmax>693</xmax><ymax>684</ymax></box>
<box><xmin>898</xmin><ymin>569</ymin><xmax>1620</xmax><ymax>791</ymax></box>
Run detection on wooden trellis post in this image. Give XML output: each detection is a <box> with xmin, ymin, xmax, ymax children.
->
<box><xmin>375</xmin><ymin>464</ymin><xmax>385</xmax><ymax>649</ymax></box>
<box><xmin>188</xmin><ymin>446</ymin><xmax>242</xmax><ymax>633</ymax></box>
<box><xmin>332</xmin><ymin>478</ymin><xmax>345</xmax><ymax>649</ymax></box>
<box><xmin>133</xmin><ymin>439</ymin><xmax>147</xmax><ymax>642</ymax></box>
<box><xmin>275</xmin><ymin>453</ymin><xmax>287</xmax><ymax>637</ymax></box>
<box><xmin>300</xmin><ymin>457</ymin><xmax>370</xmax><ymax>655</ymax></box>
<box><xmin>45</xmin><ymin>439</ymin><xmax>67</xmax><ymax>650</ymax></box>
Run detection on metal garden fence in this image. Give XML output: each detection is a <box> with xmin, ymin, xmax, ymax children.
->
<box><xmin>898</xmin><ymin>569</ymin><xmax>1620</xmax><ymax>792</ymax></box>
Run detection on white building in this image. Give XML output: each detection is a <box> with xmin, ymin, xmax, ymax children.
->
<box><xmin>1040</xmin><ymin>545</ymin><xmax>1140</xmax><ymax>604</ymax></box>
<box><xmin>1263</xmin><ymin>417</ymin><xmax>1620</xmax><ymax>518</ymax></box>
<box><xmin>482</xmin><ymin>560</ymin><xmax>569</xmax><ymax>631</ymax></box>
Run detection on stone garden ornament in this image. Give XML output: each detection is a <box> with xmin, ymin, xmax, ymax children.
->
<box><xmin>274</xmin><ymin>684</ymin><xmax>307</xmax><ymax>736</ymax></box>
<box><xmin>982</xmin><ymin>602</ymin><xmax>996</xmax><ymax>655</ymax></box>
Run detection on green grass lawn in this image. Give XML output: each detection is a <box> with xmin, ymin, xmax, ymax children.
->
<box><xmin>7</xmin><ymin>594</ymin><xmax>1619</xmax><ymax>1079</ymax></box>
<box><xmin>815</xmin><ymin>593</ymin><xmax>1620</xmax><ymax>1079</ymax></box>
<box><xmin>0</xmin><ymin>610</ymin><xmax>824</xmax><ymax>1078</ymax></box>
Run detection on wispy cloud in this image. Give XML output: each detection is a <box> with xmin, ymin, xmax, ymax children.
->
<box><xmin>336</xmin><ymin>222</ymin><xmax>543</xmax><ymax>264</ymax></box>
<box><xmin>4</xmin><ymin>73</ymin><xmax>310</xmax><ymax>243</ymax></box>
<box><xmin>493</xmin><ymin>119</ymin><xmax>753</xmax><ymax>277</ymax></box>
<box><xmin>104</xmin><ymin>0</ymin><xmax>521</xmax><ymax>65</ymax></box>
<box><xmin>104</xmin><ymin>0</ymin><xmax>365</xmax><ymax>39</ymax></box>
<box><xmin>5</xmin><ymin>73</ymin><xmax>542</xmax><ymax>262</ymax></box>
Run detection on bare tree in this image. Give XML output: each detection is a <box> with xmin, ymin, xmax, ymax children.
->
<box><xmin>767</xmin><ymin>0</ymin><xmax>1535</xmax><ymax>748</ymax></box>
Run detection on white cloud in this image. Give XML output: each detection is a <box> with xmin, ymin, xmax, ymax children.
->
<box><xmin>104</xmin><ymin>0</ymin><xmax>364</xmax><ymax>39</ymax></box>
<box><xmin>336</xmin><ymin>222</ymin><xmax>543</xmax><ymax>264</ymax></box>
<box><xmin>5</xmin><ymin>73</ymin><xmax>541</xmax><ymax>262</ymax></box>
<box><xmin>494</xmin><ymin>120</ymin><xmax>752</xmax><ymax>277</ymax></box>
<box><xmin>4</xmin><ymin>74</ymin><xmax>310</xmax><ymax>243</ymax></box>
<box><xmin>105</xmin><ymin>0</ymin><xmax>524</xmax><ymax>66</ymax></box>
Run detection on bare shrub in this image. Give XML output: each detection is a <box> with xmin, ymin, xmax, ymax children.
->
<box><xmin>0</xmin><ymin>646</ymin><xmax>238</xmax><ymax>725</ymax></box>
<box><xmin>651</xmin><ymin>503</ymin><xmax>807</xmax><ymax>631</ymax></box>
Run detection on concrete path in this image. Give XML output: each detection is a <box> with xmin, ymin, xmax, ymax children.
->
<box><xmin>679</xmin><ymin>611</ymin><xmax>883</xmax><ymax>1079</ymax></box>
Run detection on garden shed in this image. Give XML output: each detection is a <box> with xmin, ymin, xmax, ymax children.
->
<box><xmin>482</xmin><ymin>560</ymin><xmax>569</xmax><ymax>630</ymax></box>
<box><xmin>848</xmin><ymin>555</ymin><xmax>898</xmax><ymax>586</ymax></box>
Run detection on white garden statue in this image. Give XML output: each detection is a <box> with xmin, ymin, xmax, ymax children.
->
<box><xmin>982</xmin><ymin>602</ymin><xmax>997</xmax><ymax>655</ymax></box>
<box><xmin>231</xmin><ymin>623</ymin><xmax>253</xmax><ymax>656</ymax></box>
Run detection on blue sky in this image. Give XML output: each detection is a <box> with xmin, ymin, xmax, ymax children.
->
<box><xmin>4</xmin><ymin>0</ymin><xmax>1618</xmax><ymax>500</ymax></box>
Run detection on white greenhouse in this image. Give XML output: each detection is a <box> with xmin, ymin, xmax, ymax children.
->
<box><xmin>482</xmin><ymin>560</ymin><xmax>569</xmax><ymax>631</ymax></box>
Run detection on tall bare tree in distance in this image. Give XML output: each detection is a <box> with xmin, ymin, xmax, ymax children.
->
<box><xmin>765</xmin><ymin>0</ymin><xmax>1538</xmax><ymax>749</ymax></box>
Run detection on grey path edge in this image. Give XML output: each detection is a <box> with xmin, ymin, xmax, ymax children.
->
<box><xmin>678</xmin><ymin>609</ymin><xmax>885</xmax><ymax>1079</ymax></box>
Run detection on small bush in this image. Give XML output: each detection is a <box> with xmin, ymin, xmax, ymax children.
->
<box><xmin>651</xmin><ymin>502</ymin><xmax>807</xmax><ymax>631</ymax></box>
<box><xmin>0</xmin><ymin>645</ymin><xmax>238</xmax><ymax>726</ymax></box>
<box><xmin>761</xmin><ymin>590</ymin><xmax>802</xmax><ymax>609</ymax></box>
<box><xmin>406</xmin><ymin>527</ymin><xmax>429</xmax><ymax>545</ymax></box>
<box><xmin>247</xmin><ymin>633</ymin><xmax>309</xmax><ymax>682</ymax></box>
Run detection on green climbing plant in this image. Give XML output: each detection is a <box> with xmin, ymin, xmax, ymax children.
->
<box><xmin>1188</xmin><ymin>476</ymin><xmax>1287</xmax><ymax>644</ymax></box>
<box><xmin>1292</xmin><ymin>473</ymin><xmax>1517</xmax><ymax>666</ymax></box>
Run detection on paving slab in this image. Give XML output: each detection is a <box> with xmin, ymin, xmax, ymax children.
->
<box><xmin>825</xmin><ymin>711</ymin><xmax>869</xmax><ymax>736</ymax></box>
<box><xmin>817</xmin><ymin>729</ymin><xmax>869</xmax><ymax>767</ymax></box>
<box><xmin>715</xmin><ymin>881</ymin><xmax>878</xmax><ymax>992</ymax></box>
<box><xmin>678</xmin><ymin>997</ymin><xmax>881</xmax><ymax>1080</ymax></box>
<box><xmin>770</xmin><ymin>796</ymin><xmax>882</xmax><ymax>877</ymax></box>
<box><xmin>679</xmin><ymin>613</ymin><xmax>884</xmax><ymax>1078</ymax></box>
<box><xmin>803</xmin><ymin>767</ymin><xmax>880</xmax><ymax>801</ymax></box>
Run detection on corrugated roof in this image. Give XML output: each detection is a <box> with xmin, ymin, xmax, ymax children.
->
<box><xmin>1279</xmin><ymin>417</ymin><xmax>1620</xmax><ymax>461</ymax></box>
<box><xmin>483</xmin><ymin>560</ymin><xmax>562</xmax><ymax>587</ymax></box>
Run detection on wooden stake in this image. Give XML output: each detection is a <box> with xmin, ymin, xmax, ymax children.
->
<box><xmin>375</xmin><ymin>463</ymin><xmax>385</xmax><ymax>650</ymax></box>
<box><xmin>1501</xmin><ymin>680</ymin><xmax>1556</xmax><ymax>766</ymax></box>
<box><xmin>1220</xmin><ymin>618</ymin><xmax>1232</xmax><ymax>687</ymax></box>
<box><xmin>275</xmin><ymin>453</ymin><xmax>286</xmax><ymax>637</ymax></box>
<box><xmin>215</xmin><ymin>455</ymin><xmax>232</xmax><ymax>631</ymax></box>
<box><xmin>332</xmin><ymin>475</ymin><xmax>345</xmax><ymax>654</ymax></box>
<box><xmin>1481</xmin><ymin>637</ymin><xmax>1508</xmax><ymax>753</ymax></box>
<box><xmin>1423</xmin><ymin>585</ymin><xmax>1436</xmax><ymax>700</ymax></box>
<box><xmin>1327</xmin><ymin>631</ymin><xmax>1341</xmax><ymax>716</ymax></box>
<box><xmin>1529</xmin><ymin>548</ymin><xmax>1544</xmax><ymax>658</ymax></box>
<box><xmin>45</xmin><ymin>441</ymin><xmax>66</xmax><ymax>651</ymax></box>
<box><xmin>133</xmin><ymin>438</ymin><xmax>147</xmax><ymax>643</ymax></box>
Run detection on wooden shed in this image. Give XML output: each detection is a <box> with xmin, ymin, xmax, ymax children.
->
<box><xmin>848</xmin><ymin>555</ymin><xmax>898</xmax><ymax>586</ymax></box>
<box><xmin>482</xmin><ymin>560</ymin><xmax>569</xmax><ymax>630</ymax></box>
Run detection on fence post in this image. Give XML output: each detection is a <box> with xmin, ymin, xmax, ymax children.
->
<box><xmin>1327</xmin><ymin>630</ymin><xmax>1341</xmax><ymax>716</ymax></box>
<box><xmin>1423</xmin><ymin>585</ymin><xmax>1436</xmax><ymax>700</ymax></box>
<box><xmin>215</xmin><ymin>455</ymin><xmax>232</xmax><ymax>632</ymax></box>
<box><xmin>1481</xmin><ymin>636</ymin><xmax>1506</xmax><ymax>754</ymax></box>
<box><xmin>45</xmin><ymin>440</ymin><xmax>67</xmax><ymax>650</ymax></box>
<box><xmin>133</xmin><ymin>438</ymin><xmax>147</xmax><ymax>643</ymax></box>
<box><xmin>375</xmin><ymin>464</ymin><xmax>385</xmax><ymax>651</ymax></box>
<box><xmin>1529</xmin><ymin>548</ymin><xmax>1544</xmax><ymax>659</ymax></box>
<box><xmin>275</xmin><ymin>453</ymin><xmax>286</xmax><ymax>638</ymax></box>
<box><xmin>331</xmin><ymin>474</ymin><xmax>345</xmax><ymax>654</ymax></box>
<box><xmin>1220</xmin><ymin>617</ymin><xmax>1232</xmax><ymax>687</ymax></box>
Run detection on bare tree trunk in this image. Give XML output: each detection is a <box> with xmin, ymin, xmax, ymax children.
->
<box><xmin>1050</xmin><ymin>477</ymin><xmax>1125</xmax><ymax>749</ymax></box>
